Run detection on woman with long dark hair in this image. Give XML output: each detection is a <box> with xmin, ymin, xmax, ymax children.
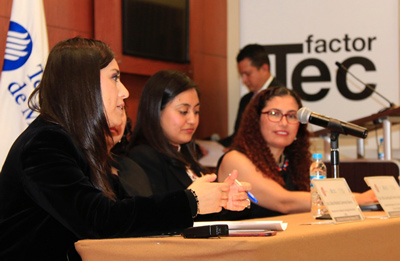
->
<box><xmin>127</xmin><ymin>70</ymin><xmax>251</xmax><ymax>220</ymax></box>
<box><xmin>0</xmin><ymin>38</ymin><xmax>249</xmax><ymax>260</ymax></box>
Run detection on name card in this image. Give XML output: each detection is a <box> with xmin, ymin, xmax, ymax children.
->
<box><xmin>312</xmin><ymin>178</ymin><xmax>364</xmax><ymax>223</ymax></box>
<box><xmin>364</xmin><ymin>176</ymin><xmax>400</xmax><ymax>217</ymax></box>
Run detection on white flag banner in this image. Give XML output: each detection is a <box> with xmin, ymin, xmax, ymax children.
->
<box><xmin>0</xmin><ymin>0</ymin><xmax>48</xmax><ymax>168</ymax></box>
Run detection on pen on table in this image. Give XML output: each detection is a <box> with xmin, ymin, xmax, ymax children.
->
<box><xmin>234</xmin><ymin>179</ymin><xmax>258</xmax><ymax>203</ymax></box>
<box><xmin>229</xmin><ymin>231</ymin><xmax>277</xmax><ymax>237</ymax></box>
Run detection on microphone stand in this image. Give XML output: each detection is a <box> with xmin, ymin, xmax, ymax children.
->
<box><xmin>330</xmin><ymin>132</ymin><xmax>340</xmax><ymax>178</ymax></box>
<box><xmin>335</xmin><ymin>62</ymin><xmax>397</xmax><ymax>109</ymax></box>
<box><xmin>336</xmin><ymin>62</ymin><xmax>396</xmax><ymax>160</ymax></box>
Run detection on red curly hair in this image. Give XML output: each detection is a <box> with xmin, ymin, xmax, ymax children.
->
<box><xmin>232</xmin><ymin>86</ymin><xmax>312</xmax><ymax>191</ymax></box>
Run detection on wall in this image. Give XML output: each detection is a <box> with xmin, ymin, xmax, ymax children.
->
<box><xmin>0</xmin><ymin>0</ymin><xmax>94</xmax><ymax>69</ymax></box>
<box><xmin>227</xmin><ymin>0</ymin><xmax>240</xmax><ymax>136</ymax></box>
<box><xmin>0</xmin><ymin>0</ymin><xmax>229</xmax><ymax>139</ymax></box>
<box><xmin>190</xmin><ymin>0</ymin><xmax>228</xmax><ymax>138</ymax></box>
<box><xmin>0</xmin><ymin>1</ymin><xmax>12</xmax><ymax>71</ymax></box>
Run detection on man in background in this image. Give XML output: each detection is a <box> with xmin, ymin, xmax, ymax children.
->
<box><xmin>219</xmin><ymin>44</ymin><xmax>284</xmax><ymax>147</ymax></box>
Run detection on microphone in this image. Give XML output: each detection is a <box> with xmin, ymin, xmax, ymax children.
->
<box><xmin>335</xmin><ymin>61</ymin><xmax>397</xmax><ymax>109</ymax></box>
<box><xmin>297</xmin><ymin>107</ymin><xmax>368</xmax><ymax>139</ymax></box>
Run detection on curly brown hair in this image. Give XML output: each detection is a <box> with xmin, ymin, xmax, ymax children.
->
<box><xmin>232</xmin><ymin>86</ymin><xmax>311</xmax><ymax>191</ymax></box>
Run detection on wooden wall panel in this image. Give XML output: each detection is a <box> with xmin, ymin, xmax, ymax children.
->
<box><xmin>44</xmin><ymin>0</ymin><xmax>93</xmax><ymax>33</ymax></box>
<box><xmin>43</xmin><ymin>0</ymin><xmax>94</xmax><ymax>48</ymax></box>
<box><xmin>121</xmin><ymin>73</ymin><xmax>148</xmax><ymax>123</ymax></box>
<box><xmin>0</xmin><ymin>0</ymin><xmax>12</xmax><ymax>17</ymax></box>
<box><xmin>0</xmin><ymin>0</ymin><xmax>94</xmax><ymax>58</ymax></box>
<box><xmin>193</xmin><ymin>53</ymin><xmax>228</xmax><ymax>138</ymax></box>
<box><xmin>0</xmin><ymin>0</ymin><xmax>12</xmax><ymax>74</ymax></box>
<box><xmin>46</xmin><ymin>27</ymin><xmax>93</xmax><ymax>49</ymax></box>
<box><xmin>202</xmin><ymin>0</ymin><xmax>227</xmax><ymax>56</ymax></box>
<box><xmin>190</xmin><ymin>0</ymin><xmax>228</xmax><ymax>138</ymax></box>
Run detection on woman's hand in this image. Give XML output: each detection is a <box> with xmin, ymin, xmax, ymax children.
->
<box><xmin>187</xmin><ymin>170</ymin><xmax>252</xmax><ymax>215</ymax></box>
<box><xmin>188</xmin><ymin>174</ymin><xmax>229</xmax><ymax>214</ymax></box>
<box><xmin>222</xmin><ymin>169</ymin><xmax>252</xmax><ymax>211</ymax></box>
<box><xmin>353</xmin><ymin>189</ymin><xmax>378</xmax><ymax>205</ymax></box>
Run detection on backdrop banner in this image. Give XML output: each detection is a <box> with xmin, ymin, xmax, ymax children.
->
<box><xmin>240</xmin><ymin>0</ymin><xmax>399</xmax><ymax>157</ymax></box>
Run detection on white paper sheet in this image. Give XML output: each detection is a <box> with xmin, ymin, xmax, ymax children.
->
<box><xmin>193</xmin><ymin>220</ymin><xmax>288</xmax><ymax>231</ymax></box>
<box><xmin>196</xmin><ymin>139</ymin><xmax>225</xmax><ymax>168</ymax></box>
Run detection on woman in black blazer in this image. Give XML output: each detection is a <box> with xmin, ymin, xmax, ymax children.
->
<box><xmin>0</xmin><ymin>38</ymin><xmax>248</xmax><ymax>260</ymax></box>
<box><xmin>126</xmin><ymin>70</ymin><xmax>251</xmax><ymax>220</ymax></box>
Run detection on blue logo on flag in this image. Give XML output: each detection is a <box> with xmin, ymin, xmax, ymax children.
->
<box><xmin>2</xmin><ymin>21</ymin><xmax>33</xmax><ymax>72</ymax></box>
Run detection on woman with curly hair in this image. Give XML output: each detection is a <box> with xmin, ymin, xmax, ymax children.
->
<box><xmin>217</xmin><ymin>86</ymin><xmax>376</xmax><ymax>218</ymax></box>
<box><xmin>218</xmin><ymin>86</ymin><xmax>311</xmax><ymax>218</ymax></box>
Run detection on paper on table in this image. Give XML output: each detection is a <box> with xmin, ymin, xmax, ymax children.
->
<box><xmin>195</xmin><ymin>139</ymin><xmax>225</xmax><ymax>168</ymax></box>
<box><xmin>193</xmin><ymin>220</ymin><xmax>288</xmax><ymax>231</ymax></box>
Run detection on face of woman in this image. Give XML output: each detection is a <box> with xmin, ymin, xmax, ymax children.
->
<box><xmin>260</xmin><ymin>95</ymin><xmax>300</xmax><ymax>155</ymax></box>
<box><xmin>100</xmin><ymin>59</ymin><xmax>129</xmax><ymax>134</ymax></box>
<box><xmin>107</xmin><ymin>109</ymin><xmax>127</xmax><ymax>150</ymax></box>
<box><xmin>160</xmin><ymin>88</ymin><xmax>200</xmax><ymax>146</ymax></box>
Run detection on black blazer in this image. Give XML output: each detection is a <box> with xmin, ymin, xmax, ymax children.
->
<box><xmin>127</xmin><ymin>144</ymin><xmax>226</xmax><ymax>221</ymax></box>
<box><xmin>113</xmin><ymin>155</ymin><xmax>153</xmax><ymax>197</ymax></box>
<box><xmin>219</xmin><ymin>77</ymin><xmax>284</xmax><ymax>147</ymax></box>
<box><xmin>128</xmin><ymin>144</ymin><xmax>193</xmax><ymax>196</ymax></box>
<box><xmin>0</xmin><ymin>117</ymin><xmax>193</xmax><ymax>260</ymax></box>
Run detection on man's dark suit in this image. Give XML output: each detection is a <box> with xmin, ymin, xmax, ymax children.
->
<box><xmin>219</xmin><ymin>77</ymin><xmax>284</xmax><ymax>147</ymax></box>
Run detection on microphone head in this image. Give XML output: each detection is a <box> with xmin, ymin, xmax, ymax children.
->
<box><xmin>297</xmin><ymin>107</ymin><xmax>311</xmax><ymax>124</ymax></box>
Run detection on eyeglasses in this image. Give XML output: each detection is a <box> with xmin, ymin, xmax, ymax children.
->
<box><xmin>261</xmin><ymin>110</ymin><xmax>299</xmax><ymax>124</ymax></box>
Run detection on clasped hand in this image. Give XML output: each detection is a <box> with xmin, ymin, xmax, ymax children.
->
<box><xmin>188</xmin><ymin>169</ymin><xmax>251</xmax><ymax>215</ymax></box>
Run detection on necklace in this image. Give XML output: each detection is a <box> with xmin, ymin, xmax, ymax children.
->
<box><xmin>276</xmin><ymin>154</ymin><xmax>288</xmax><ymax>172</ymax></box>
<box><xmin>172</xmin><ymin>144</ymin><xmax>181</xmax><ymax>152</ymax></box>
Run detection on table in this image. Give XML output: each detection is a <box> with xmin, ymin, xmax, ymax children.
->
<box><xmin>75</xmin><ymin>211</ymin><xmax>400</xmax><ymax>261</ymax></box>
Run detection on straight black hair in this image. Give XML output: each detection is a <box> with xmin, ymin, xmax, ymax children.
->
<box><xmin>236</xmin><ymin>44</ymin><xmax>270</xmax><ymax>69</ymax></box>
<box><xmin>129</xmin><ymin>70</ymin><xmax>205</xmax><ymax>174</ymax></box>
<box><xmin>28</xmin><ymin>37</ymin><xmax>116</xmax><ymax>199</ymax></box>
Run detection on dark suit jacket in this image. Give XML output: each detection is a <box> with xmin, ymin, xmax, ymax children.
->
<box><xmin>128</xmin><ymin>144</ymin><xmax>194</xmax><ymax>196</ymax></box>
<box><xmin>127</xmin><ymin>144</ymin><xmax>225</xmax><ymax>221</ymax></box>
<box><xmin>0</xmin><ymin>117</ymin><xmax>193</xmax><ymax>260</ymax></box>
<box><xmin>113</xmin><ymin>155</ymin><xmax>153</xmax><ymax>197</ymax></box>
<box><xmin>219</xmin><ymin>77</ymin><xmax>284</xmax><ymax>147</ymax></box>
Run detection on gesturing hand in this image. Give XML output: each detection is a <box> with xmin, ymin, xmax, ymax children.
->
<box><xmin>188</xmin><ymin>174</ymin><xmax>229</xmax><ymax>214</ymax></box>
<box><xmin>223</xmin><ymin>170</ymin><xmax>252</xmax><ymax>211</ymax></box>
